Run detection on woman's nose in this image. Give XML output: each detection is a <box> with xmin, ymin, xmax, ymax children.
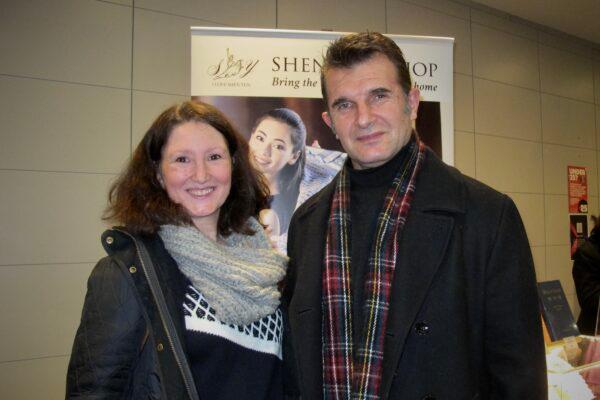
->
<box><xmin>193</xmin><ymin>161</ymin><xmax>209</xmax><ymax>182</ymax></box>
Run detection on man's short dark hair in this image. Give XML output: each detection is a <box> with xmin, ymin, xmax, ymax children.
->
<box><xmin>320</xmin><ymin>31</ymin><xmax>413</xmax><ymax>106</ymax></box>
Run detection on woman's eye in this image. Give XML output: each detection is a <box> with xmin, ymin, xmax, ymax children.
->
<box><xmin>274</xmin><ymin>144</ymin><xmax>285</xmax><ymax>151</ymax></box>
<box><xmin>208</xmin><ymin>153</ymin><xmax>223</xmax><ymax>161</ymax></box>
<box><xmin>175</xmin><ymin>156</ymin><xmax>188</xmax><ymax>163</ymax></box>
<box><xmin>255</xmin><ymin>135</ymin><xmax>264</xmax><ymax>142</ymax></box>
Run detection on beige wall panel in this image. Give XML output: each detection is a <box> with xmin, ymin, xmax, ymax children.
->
<box><xmin>136</xmin><ymin>0</ymin><xmax>275</xmax><ymax>27</ymax></box>
<box><xmin>597</xmin><ymin>107</ymin><xmax>600</xmax><ymax>153</ymax></box>
<box><xmin>540</xmin><ymin>45</ymin><xmax>594</xmax><ymax>103</ymax></box>
<box><xmin>595</xmin><ymin>61</ymin><xmax>600</xmax><ymax>104</ymax></box>
<box><xmin>472</xmin><ymin>25</ymin><xmax>539</xmax><ymax>90</ymax></box>
<box><xmin>0</xmin><ymin>76</ymin><xmax>130</xmax><ymax>173</ymax></box>
<box><xmin>107</xmin><ymin>0</ymin><xmax>133</xmax><ymax>5</ymax></box>
<box><xmin>0</xmin><ymin>356</ymin><xmax>68</xmax><ymax>400</ymax></box>
<box><xmin>543</xmin><ymin>144</ymin><xmax>597</xmax><ymax>196</ymax></box>
<box><xmin>278</xmin><ymin>0</ymin><xmax>386</xmax><ymax>32</ymax></box>
<box><xmin>567</xmin><ymin>294</ymin><xmax>581</xmax><ymax>320</ymax></box>
<box><xmin>470</xmin><ymin>9</ymin><xmax>537</xmax><ymax>41</ymax></box>
<box><xmin>507</xmin><ymin>193</ymin><xmax>545</xmax><ymax>247</ymax></box>
<box><xmin>541</xmin><ymin>94</ymin><xmax>596</xmax><ymax>149</ymax></box>
<box><xmin>544</xmin><ymin>194</ymin><xmax>569</xmax><ymax>246</ymax></box>
<box><xmin>0</xmin><ymin>172</ymin><xmax>112</xmax><ymax>266</ymax></box>
<box><xmin>539</xmin><ymin>31</ymin><xmax>592</xmax><ymax>59</ymax></box>
<box><xmin>545</xmin><ymin>244</ymin><xmax>575</xmax><ymax>296</ymax></box>
<box><xmin>454</xmin><ymin>131</ymin><xmax>475</xmax><ymax>177</ymax></box>
<box><xmin>597</xmin><ymin>107</ymin><xmax>600</xmax><ymax>151</ymax></box>
<box><xmin>133</xmin><ymin>9</ymin><xmax>218</xmax><ymax>95</ymax></box>
<box><xmin>0</xmin><ymin>0</ymin><xmax>131</xmax><ymax>88</ymax></box>
<box><xmin>402</xmin><ymin>0</ymin><xmax>469</xmax><ymax>19</ymax></box>
<box><xmin>132</xmin><ymin>91</ymin><xmax>189</xmax><ymax>149</ymax></box>
<box><xmin>473</xmin><ymin>78</ymin><xmax>541</xmax><ymax>141</ymax></box>
<box><xmin>475</xmin><ymin>134</ymin><xmax>543</xmax><ymax>193</ymax></box>
<box><xmin>386</xmin><ymin>1</ymin><xmax>472</xmax><ymax>75</ymax></box>
<box><xmin>454</xmin><ymin>73</ymin><xmax>474</xmax><ymax>132</ymax></box>
<box><xmin>0</xmin><ymin>264</ymin><xmax>93</xmax><ymax>361</ymax></box>
<box><xmin>531</xmin><ymin>245</ymin><xmax>546</xmax><ymax>281</ymax></box>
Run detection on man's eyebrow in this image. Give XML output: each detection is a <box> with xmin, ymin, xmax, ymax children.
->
<box><xmin>371</xmin><ymin>87</ymin><xmax>392</xmax><ymax>95</ymax></box>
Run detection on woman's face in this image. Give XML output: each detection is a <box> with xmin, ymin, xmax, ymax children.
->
<box><xmin>249</xmin><ymin>118</ymin><xmax>300</xmax><ymax>181</ymax></box>
<box><xmin>159</xmin><ymin>121</ymin><xmax>232</xmax><ymax>237</ymax></box>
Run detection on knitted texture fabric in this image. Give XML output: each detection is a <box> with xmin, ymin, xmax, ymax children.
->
<box><xmin>159</xmin><ymin>218</ymin><xmax>287</xmax><ymax>325</ymax></box>
<box><xmin>322</xmin><ymin>138</ymin><xmax>425</xmax><ymax>400</ymax></box>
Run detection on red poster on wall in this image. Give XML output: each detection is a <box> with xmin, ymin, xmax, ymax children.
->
<box><xmin>568</xmin><ymin>166</ymin><xmax>588</xmax><ymax>213</ymax></box>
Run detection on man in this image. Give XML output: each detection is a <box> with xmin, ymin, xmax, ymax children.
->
<box><xmin>284</xmin><ymin>32</ymin><xmax>546</xmax><ymax>399</ymax></box>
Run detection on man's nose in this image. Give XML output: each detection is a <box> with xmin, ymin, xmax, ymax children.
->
<box><xmin>356</xmin><ymin>102</ymin><xmax>374</xmax><ymax>129</ymax></box>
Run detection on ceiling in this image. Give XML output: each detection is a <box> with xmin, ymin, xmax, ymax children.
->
<box><xmin>471</xmin><ymin>0</ymin><xmax>600</xmax><ymax>46</ymax></box>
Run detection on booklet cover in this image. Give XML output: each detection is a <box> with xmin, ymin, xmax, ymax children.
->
<box><xmin>538</xmin><ymin>280</ymin><xmax>580</xmax><ymax>341</ymax></box>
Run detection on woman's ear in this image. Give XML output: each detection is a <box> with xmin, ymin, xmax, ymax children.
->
<box><xmin>288</xmin><ymin>150</ymin><xmax>301</xmax><ymax>165</ymax></box>
<box><xmin>156</xmin><ymin>170</ymin><xmax>165</xmax><ymax>188</ymax></box>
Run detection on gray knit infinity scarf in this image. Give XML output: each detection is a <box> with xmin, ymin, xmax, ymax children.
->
<box><xmin>158</xmin><ymin>218</ymin><xmax>287</xmax><ymax>325</ymax></box>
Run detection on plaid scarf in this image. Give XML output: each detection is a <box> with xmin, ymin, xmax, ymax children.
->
<box><xmin>323</xmin><ymin>139</ymin><xmax>425</xmax><ymax>400</ymax></box>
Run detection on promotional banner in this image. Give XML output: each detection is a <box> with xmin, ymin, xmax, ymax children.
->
<box><xmin>191</xmin><ymin>27</ymin><xmax>454</xmax><ymax>252</ymax></box>
<box><xmin>568</xmin><ymin>165</ymin><xmax>588</xmax><ymax>213</ymax></box>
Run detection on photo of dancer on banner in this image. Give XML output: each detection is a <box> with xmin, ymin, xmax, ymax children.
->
<box><xmin>194</xmin><ymin>95</ymin><xmax>346</xmax><ymax>252</ymax></box>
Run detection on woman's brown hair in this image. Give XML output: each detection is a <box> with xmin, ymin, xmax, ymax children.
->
<box><xmin>104</xmin><ymin>100</ymin><xmax>269</xmax><ymax>236</ymax></box>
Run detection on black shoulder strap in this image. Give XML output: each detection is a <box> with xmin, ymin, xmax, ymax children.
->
<box><xmin>131</xmin><ymin>233</ymin><xmax>201</xmax><ymax>400</ymax></box>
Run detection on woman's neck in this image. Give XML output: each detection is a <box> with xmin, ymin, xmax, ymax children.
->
<box><xmin>192</xmin><ymin>218</ymin><xmax>218</xmax><ymax>241</ymax></box>
<box><xmin>268</xmin><ymin>177</ymin><xmax>280</xmax><ymax>195</ymax></box>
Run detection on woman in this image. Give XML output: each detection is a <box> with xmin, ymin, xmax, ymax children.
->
<box><xmin>248</xmin><ymin>108</ymin><xmax>306</xmax><ymax>236</ymax></box>
<box><xmin>66</xmin><ymin>101</ymin><xmax>288</xmax><ymax>399</ymax></box>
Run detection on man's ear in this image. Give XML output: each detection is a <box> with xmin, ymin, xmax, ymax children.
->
<box><xmin>322</xmin><ymin>111</ymin><xmax>333</xmax><ymax>129</ymax></box>
<box><xmin>407</xmin><ymin>87</ymin><xmax>420</xmax><ymax>120</ymax></box>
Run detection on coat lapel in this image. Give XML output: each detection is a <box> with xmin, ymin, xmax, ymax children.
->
<box><xmin>380</xmin><ymin>150</ymin><xmax>465</xmax><ymax>399</ymax></box>
<box><xmin>288</xmin><ymin>181</ymin><xmax>336</xmax><ymax>399</ymax></box>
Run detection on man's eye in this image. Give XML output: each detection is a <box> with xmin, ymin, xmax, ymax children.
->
<box><xmin>373</xmin><ymin>92</ymin><xmax>389</xmax><ymax>102</ymax></box>
<box><xmin>335</xmin><ymin>102</ymin><xmax>352</xmax><ymax>112</ymax></box>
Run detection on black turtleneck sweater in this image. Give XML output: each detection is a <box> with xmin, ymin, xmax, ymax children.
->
<box><xmin>347</xmin><ymin>141</ymin><xmax>412</xmax><ymax>345</ymax></box>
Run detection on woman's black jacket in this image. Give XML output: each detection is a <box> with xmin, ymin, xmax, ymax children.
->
<box><xmin>66</xmin><ymin>228</ymin><xmax>197</xmax><ymax>399</ymax></box>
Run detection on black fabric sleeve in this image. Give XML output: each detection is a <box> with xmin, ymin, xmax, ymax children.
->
<box><xmin>66</xmin><ymin>256</ymin><xmax>146</xmax><ymax>399</ymax></box>
<box><xmin>483</xmin><ymin>196</ymin><xmax>547</xmax><ymax>399</ymax></box>
<box><xmin>573</xmin><ymin>242</ymin><xmax>600</xmax><ymax>313</ymax></box>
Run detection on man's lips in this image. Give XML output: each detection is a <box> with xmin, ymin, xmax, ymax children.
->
<box><xmin>356</xmin><ymin>131</ymin><xmax>385</xmax><ymax>143</ymax></box>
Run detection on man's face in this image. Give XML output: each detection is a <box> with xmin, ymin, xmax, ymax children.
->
<box><xmin>322</xmin><ymin>53</ymin><xmax>420</xmax><ymax>170</ymax></box>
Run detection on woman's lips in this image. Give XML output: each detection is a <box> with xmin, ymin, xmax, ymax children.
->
<box><xmin>187</xmin><ymin>187</ymin><xmax>214</xmax><ymax>197</ymax></box>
